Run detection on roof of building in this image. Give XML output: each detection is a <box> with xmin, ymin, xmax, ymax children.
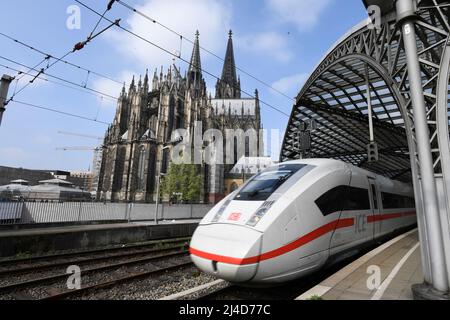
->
<box><xmin>10</xmin><ymin>179</ymin><xmax>30</xmax><ymax>185</ymax></box>
<box><xmin>0</xmin><ymin>184</ymin><xmax>32</xmax><ymax>192</ymax></box>
<box><xmin>30</xmin><ymin>184</ymin><xmax>84</xmax><ymax>193</ymax></box>
<box><xmin>281</xmin><ymin>11</ymin><xmax>416</xmax><ymax>182</ymax></box>
<box><xmin>38</xmin><ymin>178</ymin><xmax>74</xmax><ymax>186</ymax></box>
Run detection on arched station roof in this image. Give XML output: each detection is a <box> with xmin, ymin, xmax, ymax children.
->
<box><xmin>281</xmin><ymin>0</ymin><xmax>450</xmax><ymax>182</ymax></box>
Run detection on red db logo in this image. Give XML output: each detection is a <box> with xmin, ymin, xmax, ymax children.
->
<box><xmin>228</xmin><ymin>212</ymin><xmax>241</xmax><ymax>221</ymax></box>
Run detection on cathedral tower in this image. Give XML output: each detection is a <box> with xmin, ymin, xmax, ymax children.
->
<box><xmin>215</xmin><ymin>30</ymin><xmax>241</xmax><ymax>99</ymax></box>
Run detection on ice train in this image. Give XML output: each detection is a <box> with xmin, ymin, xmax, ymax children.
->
<box><xmin>189</xmin><ymin>159</ymin><xmax>416</xmax><ymax>285</ymax></box>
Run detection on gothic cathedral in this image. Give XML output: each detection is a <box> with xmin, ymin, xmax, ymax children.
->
<box><xmin>97</xmin><ymin>31</ymin><xmax>262</xmax><ymax>204</ymax></box>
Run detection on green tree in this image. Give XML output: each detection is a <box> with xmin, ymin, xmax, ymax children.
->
<box><xmin>161</xmin><ymin>164</ymin><xmax>203</xmax><ymax>203</ymax></box>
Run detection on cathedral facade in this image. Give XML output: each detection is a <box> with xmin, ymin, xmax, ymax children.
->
<box><xmin>97</xmin><ymin>31</ymin><xmax>262</xmax><ymax>204</ymax></box>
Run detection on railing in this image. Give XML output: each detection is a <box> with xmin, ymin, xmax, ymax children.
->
<box><xmin>0</xmin><ymin>201</ymin><xmax>213</xmax><ymax>225</ymax></box>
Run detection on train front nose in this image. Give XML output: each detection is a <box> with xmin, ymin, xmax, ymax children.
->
<box><xmin>189</xmin><ymin>224</ymin><xmax>262</xmax><ymax>283</ymax></box>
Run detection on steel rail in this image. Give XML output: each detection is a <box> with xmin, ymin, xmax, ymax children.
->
<box><xmin>0</xmin><ymin>251</ymin><xmax>189</xmax><ymax>294</ymax></box>
<box><xmin>0</xmin><ymin>244</ymin><xmax>188</xmax><ymax>276</ymax></box>
<box><xmin>39</xmin><ymin>261</ymin><xmax>194</xmax><ymax>300</ymax></box>
<box><xmin>0</xmin><ymin>237</ymin><xmax>190</xmax><ymax>267</ymax></box>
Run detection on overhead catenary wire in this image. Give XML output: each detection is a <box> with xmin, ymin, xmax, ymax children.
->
<box><xmin>75</xmin><ymin>0</ymin><xmax>291</xmax><ymax>118</ymax></box>
<box><xmin>46</xmin><ymin>19</ymin><xmax>120</xmax><ymax>71</ymax></box>
<box><xmin>115</xmin><ymin>0</ymin><xmax>296</xmax><ymax>103</ymax></box>
<box><xmin>7</xmin><ymin>51</ymin><xmax>75</xmax><ymax>104</ymax></box>
<box><xmin>11</xmin><ymin>100</ymin><xmax>110</xmax><ymax>125</ymax></box>
<box><xmin>0</xmin><ymin>56</ymin><xmax>118</xmax><ymax>101</ymax></box>
<box><xmin>0</xmin><ymin>31</ymin><xmax>122</xmax><ymax>85</ymax></box>
<box><xmin>15</xmin><ymin>56</ymin><xmax>49</xmax><ymax>82</ymax></box>
<box><xmin>4</xmin><ymin>18</ymin><xmax>120</xmax><ymax>105</ymax></box>
<box><xmin>0</xmin><ymin>62</ymin><xmax>118</xmax><ymax>102</ymax></box>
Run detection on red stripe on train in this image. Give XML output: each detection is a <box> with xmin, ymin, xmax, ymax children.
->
<box><xmin>190</xmin><ymin>210</ymin><xmax>416</xmax><ymax>265</ymax></box>
<box><xmin>190</xmin><ymin>218</ymin><xmax>354</xmax><ymax>265</ymax></box>
<box><xmin>367</xmin><ymin>210</ymin><xmax>416</xmax><ymax>223</ymax></box>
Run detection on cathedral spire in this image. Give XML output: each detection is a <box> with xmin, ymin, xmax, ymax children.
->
<box><xmin>223</xmin><ymin>30</ymin><xmax>237</xmax><ymax>82</ymax></box>
<box><xmin>189</xmin><ymin>31</ymin><xmax>202</xmax><ymax>74</ymax></box>
<box><xmin>188</xmin><ymin>31</ymin><xmax>203</xmax><ymax>87</ymax></box>
<box><xmin>216</xmin><ymin>30</ymin><xmax>241</xmax><ymax>99</ymax></box>
<box><xmin>152</xmin><ymin>68</ymin><xmax>159</xmax><ymax>91</ymax></box>
<box><xmin>129</xmin><ymin>75</ymin><xmax>136</xmax><ymax>93</ymax></box>
<box><xmin>187</xmin><ymin>30</ymin><xmax>205</xmax><ymax>98</ymax></box>
<box><xmin>143</xmin><ymin>69</ymin><xmax>149</xmax><ymax>90</ymax></box>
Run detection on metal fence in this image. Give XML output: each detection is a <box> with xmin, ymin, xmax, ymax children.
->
<box><xmin>0</xmin><ymin>201</ymin><xmax>213</xmax><ymax>225</ymax></box>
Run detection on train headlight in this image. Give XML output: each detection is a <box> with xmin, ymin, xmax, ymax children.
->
<box><xmin>247</xmin><ymin>201</ymin><xmax>275</xmax><ymax>227</ymax></box>
<box><xmin>211</xmin><ymin>198</ymin><xmax>232</xmax><ymax>223</ymax></box>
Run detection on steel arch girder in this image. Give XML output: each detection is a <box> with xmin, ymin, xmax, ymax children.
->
<box><xmin>436</xmin><ymin>39</ymin><xmax>450</xmax><ymax>280</ymax></box>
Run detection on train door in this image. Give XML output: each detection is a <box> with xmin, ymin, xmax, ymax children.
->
<box><xmin>368</xmin><ymin>178</ymin><xmax>381</xmax><ymax>239</ymax></box>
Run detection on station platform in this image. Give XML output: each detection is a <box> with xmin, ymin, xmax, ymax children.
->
<box><xmin>0</xmin><ymin>219</ymin><xmax>200</xmax><ymax>258</ymax></box>
<box><xmin>297</xmin><ymin>229</ymin><xmax>422</xmax><ymax>300</ymax></box>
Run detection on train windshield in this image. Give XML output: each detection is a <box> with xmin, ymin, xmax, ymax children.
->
<box><xmin>235</xmin><ymin>164</ymin><xmax>306</xmax><ymax>201</ymax></box>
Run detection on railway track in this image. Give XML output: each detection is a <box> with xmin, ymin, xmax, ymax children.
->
<box><xmin>0</xmin><ymin>250</ymin><xmax>189</xmax><ymax>293</ymax></box>
<box><xmin>0</xmin><ymin>238</ymin><xmax>195</xmax><ymax>300</ymax></box>
<box><xmin>0</xmin><ymin>237</ymin><xmax>190</xmax><ymax>270</ymax></box>
<box><xmin>0</xmin><ymin>241</ymin><xmax>189</xmax><ymax>276</ymax></box>
<box><xmin>40</xmin><ymin>261</ymin><xmax>194</xmax><ymax>300</ymax></box>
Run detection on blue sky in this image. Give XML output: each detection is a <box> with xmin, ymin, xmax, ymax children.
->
<box><xmin>0</xmin><ymin>0</ymin><xmax>367</xmax><ymax>171</ymax></box>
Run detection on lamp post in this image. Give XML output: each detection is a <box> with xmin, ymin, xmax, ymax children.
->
<box><xmin>0</xmin><ymin>74</ymin><xmax>14</xmax><ymax>127</ymax></box>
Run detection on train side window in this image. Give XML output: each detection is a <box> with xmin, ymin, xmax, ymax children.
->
<box><xmin>342</xmin><ymin>187</ymin><xmax>371</xmax><ymax>211</ymax></box>
<box><xmin>381</xmin><ymin>192</ymin><xmax>415</xmax><ymax>209</ymax></box>
<box><xmin>315</xmin><ymin>186</ymin><xmax>371</xmax><ymax>216</ymax></box>
<box><xmin>315</xmin><ymin>186</ymin><xmax>346</xmax><ymax>216</ymax></box>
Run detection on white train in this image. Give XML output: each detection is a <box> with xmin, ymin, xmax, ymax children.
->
<box><xmin>190</xmin><ymin>159</ymin><xmax>416</xmax><ymax>285</ymax></box>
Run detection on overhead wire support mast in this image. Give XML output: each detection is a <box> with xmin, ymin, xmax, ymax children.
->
<box><xmin>74</xmin><ymin>0</ymin><xmax>291</xmax><ymax>118</ymax></box>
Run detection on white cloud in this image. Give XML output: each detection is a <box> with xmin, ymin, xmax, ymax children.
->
<box><xmin>266</xmin><ymin>0</ymin><xmax>332</xmax><ymax>32</ymax></box>
<box><xmin>271</xmin><ymin>73</ymin><xmax>309</xmax><ymax>96</ymax></box>
<box><xmin>106</xmin><ymin>0</ymin><xmax>232</xmax><ymax>69</ymax></box>
<box><xmin>236</xmin><ymin>32</ymin><xmax>293</xmax><ymax>63</ymax></box>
